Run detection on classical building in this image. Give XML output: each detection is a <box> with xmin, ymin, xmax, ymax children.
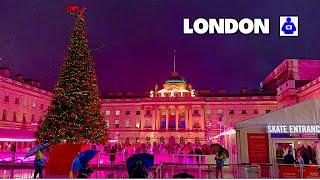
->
<box><xmin>1</xmin><ymin>58</ymin><xmax>320</xmax><ymax>150</ymax></box>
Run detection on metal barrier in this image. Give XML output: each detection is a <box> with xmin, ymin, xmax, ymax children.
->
<box><xmin>154</xmin><ymin>163</ymin><xmax>266</xmax><ymax>179</ymax></box>
<box><xmin>2</xmin><ymin>151</ymin><xmax>320</xmax><ymax>178</ymax></box>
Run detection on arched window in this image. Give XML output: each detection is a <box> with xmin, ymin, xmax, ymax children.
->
<box><xmin>125</xmin><ymin>137</ymin><xmax>130</xmax><ymax>143</ymax></box>
<box><xmin>146</xmin><ymin>136</ymin><xmax>151</xmax><ymax>142</ymax></box>
<box><xmin>22</xmin><ymin>113</ymin><xmax>27</xmax><ymax>123</ymax></box>
<box><xmin>136</xmin><ymin>137</ymin><xmax>140</xmax><ymax>143</ymax></box>
<box><xmin>160</xmin><ymin>136</ymin><xmax>165</xmax><ymax>144</ymax></box>
<box><xmin>179</xmin><ymin>137</ymin><xmax>185</xmax><ymax>144</ymax></box>
<box><xmin>13</xmin><ymin>112</ymin><xmax>17</xmax><ymax>122</ymax></box>
<box><xmin>2</xmin><ymin>110</ymin><xmax>7</xmax><ymax>121</ymax></box>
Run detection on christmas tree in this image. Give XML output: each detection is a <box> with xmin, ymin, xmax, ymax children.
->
<box><xmin>36</xmin><ymin>6</ymin><xmax>107</xmax><ymax>144</ymax></box>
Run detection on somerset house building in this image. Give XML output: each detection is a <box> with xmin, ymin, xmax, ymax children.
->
<box><xmin>1</xmin><ymin>59</ymin><xmax>320</xmax><ymax>150</ymax></box>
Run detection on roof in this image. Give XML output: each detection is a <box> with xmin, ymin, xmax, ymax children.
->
<box><xmin>235</xmin><ymin>99</ymin><xmax>320</xmax><ymax>129</ymax></box>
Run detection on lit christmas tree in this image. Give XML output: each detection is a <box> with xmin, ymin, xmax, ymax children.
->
<box><xmin>36</xmin><ymin>5</ymin><xmax>107</xmax><ymax>144</ymax></box>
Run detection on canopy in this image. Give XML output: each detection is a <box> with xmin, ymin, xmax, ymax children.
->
<box><xmin>235</xmin><ymin>99</ymin><xmax>320</xmax><ymax>129</ymax></box>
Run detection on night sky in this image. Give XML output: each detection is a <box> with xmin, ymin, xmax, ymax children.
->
<box><xmin>1</xmin><ymin>1</ymin><xmax>320</xmax><ymax>95</ymax></box>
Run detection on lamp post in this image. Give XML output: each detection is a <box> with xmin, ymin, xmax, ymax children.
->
<box><xmin>218</xmin><ymin>113</ymin><xmax>225</xmax><ymax>145</ymax></box>
<box><xmin>206</xmin><ymin>121</ymin><xmax>213</xmax><ymax>145</ymax></box>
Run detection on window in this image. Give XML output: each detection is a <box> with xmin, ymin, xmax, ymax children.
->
<box><xmin>136</xmin><ymin>111</ymin><xmax>140</xmax><ymax>115</ymax></box>
<box><xmin>241</xmin><ymin>110</ymin><xmax>247</xmax><ymax>114</ymax></box>
<box><xmin>125</xmin><ymin>111</ymin><xmax>130</xmax><ymax>115</ymax></box>
<box><xmin>105</xmin><ymin>110</ymin><xmax>110</xmax><ymax>116</ymax></box>
<box><xmin>15</xmin><ymin>98</ymin><xmax>19</xmax><ymax>105</ymax></box>
<box><xmin>31</xmin><ymin>114</ymin><xmax>36</xmax><ymax>125</ymax></box>
<box><xmin>146</xmin><ymin>110</ymin><xmax>152</xmax><ymax>116</ymax></box>
<box><xmin>13</xmin><ymin>111</ymin><xmax>17</xmax><ymax>122</ymax></box>
<box><xmin>2</xmin><ymin>110</ymin><xmax>7</xmax><ymax>121</ymax></box>
<box><xmin>193</xmin><ymin>110</ymin><xmax>199</xmax><ymax>115</ymax></box>
<box><xmin>179</xmin><ymin>119</ymin><xmax>186</xmax><ymax>129</ymax></box>
<box><xmin>125</xmin><ymin>119</ymin><xmax>130</xmax><ymax>128</ymax></box>
<box><xmin>24</xmin><ymin>100</ymin><xmax>28</xmax><ymax>107</ymax></box>
<box><xmin>160</xmin><ymin>118</ymin><xmax>166</xmax><ymax>129</ymax></box>
<box><xmin>205</xmin><ymin>109</ymin><xmax>211</xmax><ymax>115</ymax></box>
<box><xmin>40</xmin><ymin>104</ymin><xmax>44</xmax><ymax>110</ymax></box>
<box><xmin>115</xmin><ymin>110</ymin><xmax>120</xmax><ymax>115</ymax></box>
<box><xmin>145</xmin><ymin>119</ymin><xmax>151</xmax><ymax>128</ymax></box>
<box><xmin>115</xmin><ymin>120</ymin><xmax>120</xmax><ymax>128</ymax></box>
<box><xmin>229</xmin><ymin>110</ymin><xmax>235</xmax><ymax>114</ymax></box>
<box><xmin>217</xmin><ymin>109</ymin><xmax>223</xmax><ymax>115</ymax></box>
<box><xmin>32</xmin><ymin>102</ymin><xmax>36</xmax><ymax>108</ymax></box>
<box><xmin>22</xmin><ymin>113</ymin><xmax>27</xmax><ymax>123</ymax></box>
<box><xmin>266</xmin><ymin>109</ymin><xmax>271</xmax><ymax>113</ymax></box>
<box><xmin>146</xmin><ymin>136</ymin><xmax>151</xmax><ymax>142</ymax></box>
<box><xmin>105</xmin><ymin>120</ymin><xmax>109</xmax><ymax>128</ymax></box>
<box><xmin>170</xmin><ymin>111</ymin><xmax>175</xmax><ymax>116</ymax></box>
<box><xmin>161</xmin><ymin>111</ymin><xmax>166</xmax><ymax>116</ymax></box>
<box><xmin>4</xmin><ymin>96</ymin><xmax>9</xmax><ymax>102</ymax></box>
<box><xmin>135</xmin><ymin>121</ymin><xmax>141</xmax><ymax>129</ymax></box>
<box><xmin>253</xmin><ymin>109</ymin><xmax>259</xmax><ymax>114</ymax></box>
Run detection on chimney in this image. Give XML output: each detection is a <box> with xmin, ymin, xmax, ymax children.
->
<box><xmin>24</xmin><ymin>79</ymin><xmax>35</xmax><ymax>86</ymax></box>
<box><xmin>14</xmin><ymin>74</ymin><xmax>23</xmax><ymax>81</ymax></box>
<box><xmin>241</xmin><ymin>87</ymin><xmax>248</xmax><ymax>95</ymax></box>
<box><xmin>33</xmin><ymin>80</ymin><xmax>40</xmax><ymax>88</ymax></box>
<box><xmin>116</xmin><ymin>92</ymin><xmax>123</xmax><ymax>97</ymax></box>
<box><xmin>218</xmin><ymin>88</ymin><xmax>226</xmax><ymax>95</ymax></box>
<box><xmin>125</xmin><ymin>92</ymin><xmax>133</xmax><ymax>97</ymax></box>
<box><xmin>0</xmin><ymin>67</ymin><xmax>10</xmax><ymax>77</ymax></box>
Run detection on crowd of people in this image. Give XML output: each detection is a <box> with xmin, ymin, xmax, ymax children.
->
<box><xmin>104</xmin><ymin>141</ymin><xmax>213</xmax><ymax>156</ymax></box>
<box><xmin>277</xmin><ymin>144</ymin><xmax>317</xmax><ymax>165</ymax></box>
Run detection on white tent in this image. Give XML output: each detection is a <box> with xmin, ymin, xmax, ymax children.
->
<box><xmin>235</xmin><ymin>99</ymin><xmax>320</xmax><ymax>129</ymax></box>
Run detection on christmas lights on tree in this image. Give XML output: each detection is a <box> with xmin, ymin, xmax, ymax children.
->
<box><xmin>36</xmin><ymin>5</ymin><xmax>107</xmax><ymax>144</ymax></box>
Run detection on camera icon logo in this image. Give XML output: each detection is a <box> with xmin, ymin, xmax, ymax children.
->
<box><xmin>280</xmin><ymin>16</ymin><xmax>298</xmax><ymax>37</ymax></box>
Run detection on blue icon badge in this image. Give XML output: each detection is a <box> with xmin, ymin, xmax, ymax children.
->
<box><xmin>281</xmin><ymin>17</ymin><xmax>296</xmax><ymax>34</ymax></box>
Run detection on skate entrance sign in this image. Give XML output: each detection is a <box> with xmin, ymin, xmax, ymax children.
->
<box><xmin>267</xmin><ymin>125</ymin><xmax>320</xmax><ymax>134</ymax></box>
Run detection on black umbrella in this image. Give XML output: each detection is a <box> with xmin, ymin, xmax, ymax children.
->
<box><xmin>126</xmin><ymin>153</ymin><xmax>154</xmax><ymax>170</ymax></box>
<box><xmin>173</xmin><ymin>172</ymin><xmax>195</xmax><ymax>178</ymax></box>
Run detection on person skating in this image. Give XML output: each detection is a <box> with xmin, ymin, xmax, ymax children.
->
<box><xmin>33</xmin><ymin>151</ymin><xmax>45</xmax><ymax>179</ymax></box>
<box><xmin>215</xmin><ymin>147</ymin><xmax>226</xmax><ymax>179</ymax></box>
<box><xmin>110</xmin><ymin>146</ymin><xmax>116</xmax><ymax>166</ymax></box>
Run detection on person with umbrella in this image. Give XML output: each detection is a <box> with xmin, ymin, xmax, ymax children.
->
<box><xmin>130</xmin><ymin>160</ymin><xmax>148</xmax><ymax>178</ymax></box>
<box><xmin>24</xmin><ymin>142</ymin><xmax>50</xmax><ymax>179</ymax></box>
<box><xmin>126</xmin><ymin>153</ymin><xmax>154</xmax><ymax>178</ymax></box>
<box><xmin>77</xmin><ymin>163</ymin><xmax>93</xmax><ymax>178</ymax></box>
<box><xmin>71</xmin><ymin>150</ymin><xmax>97</xmax><ymax>179</ymax></box>
<box><xmin>33</xmin><ymin>150</ymin><xmax>45</xmax><ymax>179</ymax></box>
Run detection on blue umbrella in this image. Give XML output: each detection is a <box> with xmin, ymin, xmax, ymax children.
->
<box><xmin>25</xmin><ymin>142</ymin><xmax>50</xmax><ymax>159</ymax></box>
<box><xmin>126</xmin><ymin>153</ymin><xmax>154</xmax><ymax>170</ymax></box>
<box><xmin>71</xmin><ymin>150</ymin><xmax>98</xmax><ymax>171</ymax></box>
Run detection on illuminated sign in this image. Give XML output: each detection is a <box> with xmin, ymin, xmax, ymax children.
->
<box><xmin>184</xmin><ymin>18</ymin><xmax>269</xmax><ymax>35</ymax></box>
<box><xmin>267</xmin><ymin>125</ymin><xmax>320</xmax><ymax>134</ymax></box>
<box><xmin>149</xmin><ymin>89</ymin><xmax>196</xmax><ymax>98</ymax></box>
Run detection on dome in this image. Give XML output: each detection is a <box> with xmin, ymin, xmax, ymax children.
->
<box><xmin>165</xmin><ymin>72</ymin><xmax>187</xmax><ymax>84</ymax></box>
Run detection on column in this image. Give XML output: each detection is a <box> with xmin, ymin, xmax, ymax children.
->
<box><xmin>188</xmin><ymin>106</ymin><xmax>193</xmax><ymax>130</ymax></box>
<box><xmin>141</xmin><ymin>110</ymin><xmax>145</xmax><ymax>130</ymax></box>
<box><xmin>200</xmin><ymin>108</ymin><xmax>205</xmax><ymax>130</ymax></box>
<box><xmin>185</xmin><ymin>108</ymin><xmax>188</xmax><ymax>130</ymax></box>
<box><xmin>166</xmin><ymin>109</ymin><xmax>169</xmax><ymax>130</ymax></box>
<box><xmin>156</xmin><ymin>109</ymin><xmax>160</xmax><ymax>130</ymax></box>
<box><xmin>152</xmin><ymin>109</ymin><xmax>156</xmax><ymax>130</ymax></box>
<box><xmin>175</xmin><ymin>108</ymin><xmax>179</xmax><ymax>130</ymax></box>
